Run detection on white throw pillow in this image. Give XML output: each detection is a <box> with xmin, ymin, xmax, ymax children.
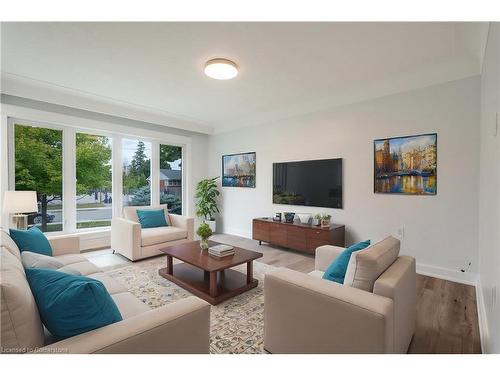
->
<box><xmin>21</xmin><ymin>251</ymin><xmax>65</xmax><ymax>269</ymax></box>
<box><xmin>21</xmin><ymin>251</ymin><xmax>82</xmax><ymax>275</ymax></box>
<box><xmin>343</xmin><ymin>236</ymin><xmax>400</xmax><ymax>292</ymax></box>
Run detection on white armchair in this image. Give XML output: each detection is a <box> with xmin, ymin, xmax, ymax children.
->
<box><xmin>111</xmin><ymin>205</ymin><xmax>194</xmax><ymax>261</ymax></box>
<box><xmin>264</xmin><ymin>237</ymin><xmax>416</xmax><ymax>354</ymax></box>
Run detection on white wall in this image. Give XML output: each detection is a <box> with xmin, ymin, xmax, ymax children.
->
<box><xmin>208</xmin><ymin>77</ymin><xmax>481</xmax><ymax>279</ymax></box>
<box><xmin>477</xmin><ymin>23</ymin><xmax>500</xmax><ymax>354</ymax></box>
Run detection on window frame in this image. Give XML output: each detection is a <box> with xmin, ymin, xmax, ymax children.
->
<box><xmin>5</xmin><ymin>109</ymin><xmax>191</xmax><ymax>235</ymax></box>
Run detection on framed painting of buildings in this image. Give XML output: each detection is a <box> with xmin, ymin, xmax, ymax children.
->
<box><xmin>374</xmin><ymin>133</ymin><xmax>437</xmax><ymax>195</ymax></box>
<box><xmin>222</xmin><ymin>152</ymin><xmax>256</xmax><ymax>188</ymax></box>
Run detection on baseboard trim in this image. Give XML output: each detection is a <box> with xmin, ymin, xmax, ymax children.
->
<box><xmin>415</xmin><ymin>263</ymin><xmax>478</xmax><ymax>286</ymax></box>
<box><xmin>222</xmin><ymin>227</ymin><xmax>252</xmax><ymax>240</ymax></box>
<box><xmin>475</xmin><ymin>278</ymin><xmax>489</xmax><ymax>353</ymax></box>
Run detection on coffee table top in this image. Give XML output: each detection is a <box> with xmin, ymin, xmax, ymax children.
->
<box><xmin>159</xmin><ymin>240</ymin><xmax>263</xmax><ymax>272</ymax></box>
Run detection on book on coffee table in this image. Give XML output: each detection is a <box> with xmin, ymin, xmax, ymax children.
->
<box><xmin>208</xmin><ymin>244</ymin><xmax>235</xmax><ymax>257</ymax></box>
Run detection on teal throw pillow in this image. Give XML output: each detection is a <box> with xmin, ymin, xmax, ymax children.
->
<box><xmin>322</xmin><ymin>240</ymin><xmax>371</xmax><ymax>284</ymax></box>
<box><xmin>136</xmin><ymin>209</ymin><xmax>168</xmax><ymax>229</ymax></box>
<box><xmin>25</xmin><ymin>268</ymin><xmax>122</xmax><ymax>339</ymax></box>
<box><xmin>9</xmin><ymin>226</ymin><xmax>52</xmax><ymax>256</ymax></box>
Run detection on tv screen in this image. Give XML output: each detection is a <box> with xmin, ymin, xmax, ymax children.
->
<box><xmin>273</xmin><ymin>158</ymin><xmax>343</xmax><ymax>209</ymax></box>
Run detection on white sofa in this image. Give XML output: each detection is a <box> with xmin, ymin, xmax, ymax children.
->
<box><xmin>0</xmin><ymin>230</ymin><xmax>210</xmax><ymax>354</ymax></box>
<box><xmin>264</xmin><ymin>236</ymin><xmax>416</xmax><ymax>354</ymax></box>
<box><xmin>111</xmin><ymin>204</ymin><xmax>194</xmax><ymax>261</ymax></box>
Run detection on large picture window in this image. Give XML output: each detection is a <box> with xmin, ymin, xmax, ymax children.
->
<box><xmin>122</xmin><ymin>139</ymin><xmax>152</xmax><ymax>207</ymax></box>
<box><xmin>14</xmin><ymin>123</ymin><xmax>63</xmax><ymax>232</ymax></box>
<box><xmin>159</xmin><ymin>144</ymin><xmax>182</xmax><ymax>214</ymax></box>
<box><xmin>76</xmin><ymin>133</ymin><xmax>112</xmax><ymax>229</ymax></box>
<box><xmin>8</xmin><ymin>116</ymin><xmax>188</xmax><ymax>235</ymax></box>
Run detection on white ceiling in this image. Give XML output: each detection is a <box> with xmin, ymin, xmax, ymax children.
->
<box><xmin>1</xmin><ymin>22</ymin><xmax>489</xmax><ymax>134</ymax></box>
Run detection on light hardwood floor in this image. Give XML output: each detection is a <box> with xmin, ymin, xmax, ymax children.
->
<box><xmin>85</xmin><ymin>233</ymin><xmax>481</xmax><ymax>354</ymax></box>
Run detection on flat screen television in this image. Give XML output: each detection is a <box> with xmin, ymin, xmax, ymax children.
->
<box><xmin>273</xmin><ymin>158</ymin><xmax>343</xmax><ymax>209</ymax></box>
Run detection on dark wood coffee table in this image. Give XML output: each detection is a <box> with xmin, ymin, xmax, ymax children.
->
<box><xmin>158</xmin><ymin>240</ymin><xmax>263</xmax><ymax>305</ymax></box>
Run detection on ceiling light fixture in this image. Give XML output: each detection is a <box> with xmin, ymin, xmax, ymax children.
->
<box><xmin>204</xmin><ymin>58</ymin><xmax>238</xmax><ymax>80</ymax></box>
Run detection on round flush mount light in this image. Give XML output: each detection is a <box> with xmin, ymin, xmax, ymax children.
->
<box><xmin>204</xmin><ymin>58</ymin><xmax>238</xmax><ymax>80</ymax></box>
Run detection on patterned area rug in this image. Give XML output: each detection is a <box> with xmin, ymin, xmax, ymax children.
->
<box><xmin>105</xmin><ymin>256</ymin><xmax>277</xmax><ymax>354</ymax></box>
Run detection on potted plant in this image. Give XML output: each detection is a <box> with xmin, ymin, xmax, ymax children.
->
<box><xmin>195</xmin><ymin>177</ymin><xmax>220</xmax><ymax>232</ymax></box>
<box><xmin>320</xmin><ymin>214</ymin><xmax>332</xmax><ymax>228</ymax></box>
<box><xmin>312</xmin><ymin>214</ymin><xmax>322</xmax><ymax>226</ymax></box>
<box><xmin>196</xmin><ymin>223</ymin><xmax>213</xmax><ymax>250</ymax></box>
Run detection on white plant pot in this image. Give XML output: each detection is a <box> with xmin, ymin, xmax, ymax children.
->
<box><xmin>206</xmin><ymin>220</ymin><xmax>216</xmax><ymax>233</ymax></box>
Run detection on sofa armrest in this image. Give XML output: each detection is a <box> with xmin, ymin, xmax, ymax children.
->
<box><xmin>111</xmin><ymin>218</ymin><xmax>141</xmax><ymax>261</ymax></box>
<box><xmin>168</xmin><ymin>214</ymin><xmax>194</xmax><ymax>240</ymax></box>
<box><xmin>41</xmin><ymin>296</ymin><xmax>210</xmax><ymax>354</ymax></box>
<box><xmin>373</xmin><ymin>256</ymin><xmax>416</xmax><ymax>353</ymax></box>
<box><xmin>264</xmin><ymin>268</ymin><xmax>394</xmax><ymax>354</ymax></box>
<box><xmin>315</xmin><ymin>245</ymin><xmax>345</xmax><ymax>272</ymax></box>
<box><xmin>47</xmin><ymin>234</ymin><xmax>81</xmax><ymax>256</ymax></box>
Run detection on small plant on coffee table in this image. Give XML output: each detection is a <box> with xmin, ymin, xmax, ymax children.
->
<box><xmin>196</xmin><ymin>223</ymin><xmax>213</xmax><ymax>250</ymax></box>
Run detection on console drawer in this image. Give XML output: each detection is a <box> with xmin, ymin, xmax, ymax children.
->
<box><xmin>270</xmin><ymin>223</ymin><xmax>287</xmax><ymax>246</ymax></box>
<box><xmin>306</xmin><ymin>228</ymin><xmax>331</xmax><ymax>241</ymax></box>
<box><xmin>287</xmin><ymin>226</ymin><xmax>307</xmax><ymax>251</ymax></box>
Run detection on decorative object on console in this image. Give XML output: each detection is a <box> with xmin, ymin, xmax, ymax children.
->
<box><xmin>283</xmin><ymin>212</ymin><xmax>295</xmax><ymax>223</ymax></box>
<box><xmin>273</xmin><ymin>213</ymin><xmax>282</xmax><ymax>222</ymax></box>
<box><xmin>320</xmin><ymin>214</ymin><xmax>332</xmax><ymax>228</ymax></box>
<box><xmin>3</xmin><ymin>191</ymin><xmax>38</xmax><ymax>230</ymax></box>
<box><xmin>296</xmin><ymin>213</ymin><xmax>312</xmax><ymax>224</ymax></box>
<box><xmin>312</xmin><ymin>214</ymin><xmax>321</xmax><ymax>226</ymax></box>
<box><xmin>222</xmin><ymin>152</ymin><xmax>256</xmax><ymax>188</ymax></box>
<box><xmin>374</xmin><ymin>133</ymin><xmax>437</xmax><ymax>195</ymax></box>
<box><xmin>196</xmin><ymin>223</ymin><xmax>213</xmax><ymax>250</ymax></box>
<box><xmin>195</xmin><ymin>177</ymin><xmax>220</xmax><ymax>232</ymax></box>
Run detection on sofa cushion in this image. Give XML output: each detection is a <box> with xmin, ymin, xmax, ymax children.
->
<box><xmin>25</xmin><ymin>268</ymin><xmax>123</xmax><ymax>339</ymax></box>
<box><xmin>1</xmin><ymin>230</ymin><xmax>22</xmax><ymax>260</ymax></box>
<box><xmin>9</xmin><ymin>227</ymin><xmax>52</xmax><ymax>256</ymax></box>
<box><xmin>0</xmin><ymin>248</ymin><xmax>45</xmax><ymax>352</ymax></box>
<box><xmin>344</xmin><ymin>236</ymin><xmax>400</xmax><ymax>292</ymax></box>
<box><xmin>111</xmin><ymin>292</ymin><xmax>150</xmax><ymax>319</ymax></box>
<box><xmin>322</xmin><ymin>240</ymin><xmax>371</xmax><ymax>284</ymax></box>
<box><xmin>123</xmin><ymin>204</ymin><xmax>170</xmax><ymax>225</ymax></box>
<box><xmin>53</xmin><ymin>253</ymin><xmax>88</xmax><ymax>265</ymax></box>
<box><xmin>137</xmin><ymin>209</ymin><xmax>168</xmax><ymax>229</ymax></box>
<box><xmin>87</xmin><ymin>272</ymin><xmax>127</xmax><ymax>295</ymax></box>
<box><xmin>56</xmin><ymin>260</ymin><xmax>100</xmax><ymax>276</ymax></box>
<box><xmin>141</xmin><ymin>226</ymin><xmax>188</xmax><ymax>247</ymax></box>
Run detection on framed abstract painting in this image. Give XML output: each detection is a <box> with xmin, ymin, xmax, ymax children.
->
<box><xmin>374</xmin><ymin>133</ymin><xmax>437</xmax><ymax>195</ymax></box>
<box><xmin>222</xmin><ymin>152</ymin><xmax>256</xmax><ymax>188</ymax></box>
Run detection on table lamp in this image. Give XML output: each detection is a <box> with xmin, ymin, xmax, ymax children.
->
<box><xmin>3</xmin><ymin>191</ymin><xmax>38</xmax><ymax>230</ymax></box>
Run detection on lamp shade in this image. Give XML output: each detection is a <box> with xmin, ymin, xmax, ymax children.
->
<box><xmin>3</xmin><ymin>191</ymin><xmax>38</xmax><ymax>214</ymax></box>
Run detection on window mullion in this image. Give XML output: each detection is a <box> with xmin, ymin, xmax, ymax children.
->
<box><xmin>113</xmin><ymin>135</ymin><xmax>123</xmax><ymax>218</ymax></box>
<box><xmin>63</xmin><ymin>127</ymin><xmax>77</xmax><ymax>233</ymax></box>
<box><xmin>151</xmin><ymin>141</ymin><xmax>160</xmax><ymax>206</ymax></box>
